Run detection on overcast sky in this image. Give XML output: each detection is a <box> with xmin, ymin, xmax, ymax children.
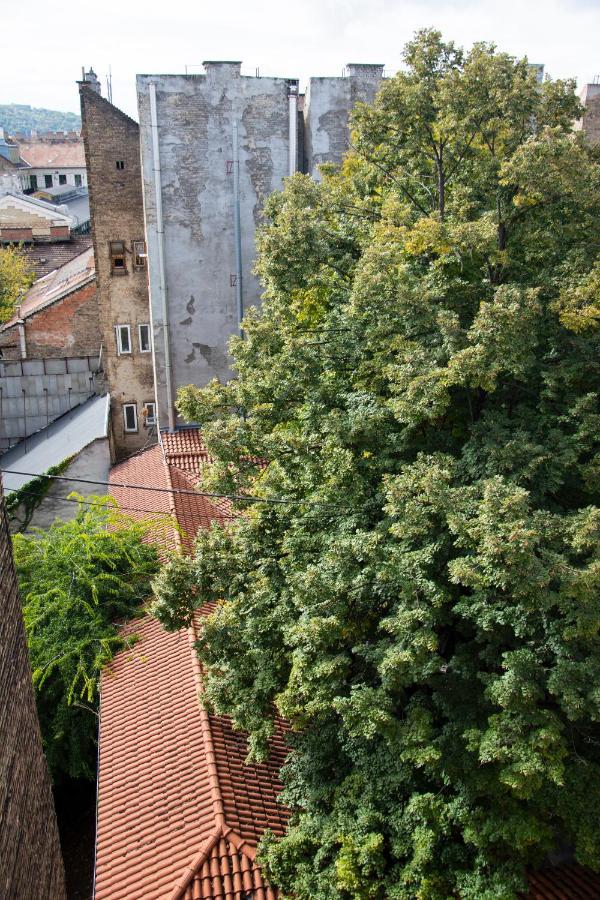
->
<box><xmin>2</xmin><ymin>0</ymin><xmax>599</xmax><ymax>119</ymax></box>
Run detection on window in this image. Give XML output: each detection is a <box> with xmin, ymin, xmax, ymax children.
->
<box><xmin>133</xmin><ymin>240</ymin><xmax>147</xmax><ymax>269</ymax></box>
<box><xmin>44</xmin><ymin>174</ymin><xmax>53</xmax><ymax>188</ymax></box>
<box><xmin>123</xmin><ymin>403</ymin><xmax>138</xmax><ymax>432</ymax></box>
<box><xmin>138</xmin><ymin>323</ymin><xmax>151</xmax><ymax>353</ymax></box>
<box><xmin>115</xmin><ymin>324</ymin><xmax>131</xmax><ymax>355</ymax></box>
<box><xmin>59</xmin><ymin>174</ymin><xmax>67</xmax><ymax>185</ymax></box>
<box><xmin>116</xmin><ymin>160</ymin><xmax>125</xmax><ymax>170</ymax></box>
<box><xmin>74</xmin><ymin>174</ymin><xmax>82</xmax><ymax>187</ymax></box>
<box><xmin>30</xmin><ymin>174</ymin><xmax>38</xmax><ymax>190</ymax></box>
<box><xmin>143</xmin><ymin>401</ymin><xmax>156</xmax><ymax>426</ymax></box>
<box><xmin>109</xmin><ymin>240</ymin><xmax>127</xmax><ymax>275</ymax></box>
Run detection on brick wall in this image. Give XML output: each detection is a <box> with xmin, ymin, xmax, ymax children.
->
<box><xmin>80</xmin><ymin>86</ymin><xmax>156</xmax><ymax>461</ymax></box>
<box><xmin>0</xmin><ymin>279</ymin><xmax>99</xmax><ymax>359</ymax></box>
<box><xmin>0</xmin><ymin>476</ymin><xmax>66</xmax><ymax>898</ymax></box>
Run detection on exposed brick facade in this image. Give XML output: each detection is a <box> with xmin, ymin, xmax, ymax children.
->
<box><xmin>79</xmin><ymin>85</ymin><xmax>156</xmax><ymax>461</ymax></box>
<box><xmin>0</xmin><ymin>477</ymin><xmax>66</xmax><ymax>898</ymax></box>
<box><xmin>0</xmin><ymin>278</ymin><xmax>99</xmax><ymax>359</ymax></box>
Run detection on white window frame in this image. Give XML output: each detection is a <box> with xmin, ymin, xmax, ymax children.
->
<box><xmin>138</xmin><ymin>323</ymin><xmax>151</xmax><ymax>353</ymax></box>
<box><xmin>115</xmin><ymin>324</ymin><xmax>132</xmax><ymax>355</ymax></box>
<box><xmin>143</xmin><ymin>400</ymin><xmax>156</xmax><ymax>426</ymax></box>
<box><xmin>123</xmin><ymin>403</ymin><xmax>138</xmax><ymax>433</ymax></box>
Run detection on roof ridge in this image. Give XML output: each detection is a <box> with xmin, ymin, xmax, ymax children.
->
<box><xmin>168</xmin><ymin>824</ymin><xmax>260</xmax><ymax>900</ymax></box>
<box><xmin>187</xmin><ymin>619</ymin><xmax>226</xmax><ymax>830</ymax></box>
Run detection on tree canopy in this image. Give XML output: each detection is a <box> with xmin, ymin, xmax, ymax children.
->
<box><xmin>0</xmin><ymin>245</ymin><xmax>34</xmax><ymax>323</ymax></box>
<box><xmin>13</xmin><ymin>497</ymin><xmax>159</xmax><ymax>781</ymax></box>
<box><xmin>153</xmin><ymin>31</ymin><xmax>600</xmax><ymax>899</ymax></box>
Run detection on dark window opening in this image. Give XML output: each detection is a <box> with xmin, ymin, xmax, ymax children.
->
<box><xmin>123</xmin><ymin>403</ymin><xmax>138</xmax><ymax>432</ymax></box>
<box><xmin>59</xmin><ymin>174</ymin><xmax>67</xmax><ymax>185</ymax></box>
<box><xmin>75</xmin><ymin>174</ymin><xmax>82</xmax><ymax>187</ymax></box>
<box><xmin>116</xmin><ymin>160</ymin><xmax>125</xmax><ymax>170</ymax></box>
<box><xmin>109</xmin><ymin>240</ymin><xmax>127</xmax><ymax>275</ymax></box>
<box><xmin>44</xmin><ymin>174</ymin><xmax>53</xmax><ymax>188</ymax></box>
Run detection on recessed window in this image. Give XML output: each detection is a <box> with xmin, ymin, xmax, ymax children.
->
<box><xmin>138</xmin><ymin>323</ymin><xmax>151</xmax><ymax>353</ymax></box>
<box><xmin>143</xmin><ymin>401</ymin><xmax>156</xmax><ymax>426</ymax></box>
<box><xmin>116</xmin><ymin>160</ymin><xmax>125</xmax><ymax>170</ymax></box>
<box><xmin>109</xmin><ymin>240</ymin><xmax>127</xmax><ymax>275</ymax></box>
<box><xmin>115</xmin><ymin>324</ymin><xmax>131</xmax><ymax>355</ymax></box>
<box><xmin>59</xmin><ymin>174</ymin><xmax>67</xmax><ymax>185</ymax></box>
<box><xmin>30</xmin><ymin>174</ymin><xmax>38</xmax><ymax>190</ymax></box>
<box><xmin>133</xmin><ymin>240</ymin><xmax>147</xmax><ymax>269</ymax></box>
<box><xmin>123</xmin><ymin>403</ymin><xmax>138</xmax><ymax>432</ymax></box>
<box><xmin>44</xmin><ymin>174</ymin><xmax>53</xmax><ymax>188</ymax></box>
<box><xmin>74</xmin><ymin>174</ymin><xmax>82</xmax><ymax>187</ymax></box>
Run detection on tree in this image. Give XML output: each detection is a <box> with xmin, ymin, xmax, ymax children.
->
<box><xmin>0</xmin><ymin>245</ymin><xmax>35</xmax><ymax>323</ymax></box>
<box><xmin>13</xmin><ymin>497</ymin><xmax>159</xmax><ymax>781</ymax></box>
<box><xmin>152</xmin><ymin>32</ymin><xmax>600</xmax><ymax>899</ymax></box>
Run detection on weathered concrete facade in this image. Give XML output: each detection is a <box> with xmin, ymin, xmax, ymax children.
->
<box><xmin>576</xmin><ymin>83</ymin><xmax>600</xmax><ymax>145</ymax></box>
<box><xmin>80</xmin><ymin>83</ymin><xmax>156</xmax><ymax>460</ymax></box>
<box><xmin>0</xmin><ymin>476</ymin><xmax>66</xmax><ymax>899</ymax></box>
<box><xmin>303</xmin><ymin>64</ymin><xmax>384</xmax><ymax>178</ymax></box>
<box><xmin>137</xmin><ymin>64</ymin><xmax>298</xmax><ymax>429</ymax></box>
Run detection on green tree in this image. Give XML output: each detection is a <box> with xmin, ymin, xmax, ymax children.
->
<box><xmin>0</xmin><ymin>245</ymin><xmax>34</xmax><ymax>323</ymax></box>
<box><xmin>13</xmin><ymin>496</ymin><xmax>159</xmax><ymax>781</ymax></box>
<box><xmin>153</xmin><ymin>31</ymin><xmax>600</xmax><ymax>898</ymax></box>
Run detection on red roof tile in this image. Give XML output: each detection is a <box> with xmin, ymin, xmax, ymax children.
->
<box><xmin>21</xmin><ymin>233</ymin><xmax>93</xmax><ymax>279</ymax></box>
<box><xmin>526</xmin><ymin>863</ymin><xmax>600</xmax><ymax>898</ymax></box>
<box><xmin>17</xmin><ymin>139</ymin><xmax>85</xmax><ymax>169</ymax></box>
<box><xmin>95</xmin><ymin>613</ymin><xmax>289</xmax><ymax>900</ymax></box>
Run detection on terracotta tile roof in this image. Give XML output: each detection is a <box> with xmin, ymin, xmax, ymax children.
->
<box><xmin>21</xmin><ymin>233</ymin><xmax>93</xmax><ymax>279</ymax></box>
<box><xmin>109</xmin><ymin>431</ymin><xmax>230</xmax><ymax>555</ymax></box>
<box><xmin>95</xmin><ymin>613</ymin><xmax>288</xmax><ymax>900</ymax></box>
<box><xmin>17</xmin><ymin>139</ymin><xmax>85</xmax><ymax>169</ymax></box>
<box><xmin>526</xmin><ymin>863</ymin><xmax>600</xmax><ymax>898</ymax></box>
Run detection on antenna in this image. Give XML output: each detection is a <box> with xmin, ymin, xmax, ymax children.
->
<box><xmin>107</xmin><ymin>65</ymin><xmax>113</xmax><ymax>103</ymax></box>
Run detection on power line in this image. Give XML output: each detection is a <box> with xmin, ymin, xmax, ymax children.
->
<box><xmin>0</xmin><ymin>469</ymin><xmax>307</xmax><ymax>507</ymax></box>
<box><xmin>8</xmin><ymin>488</ymin><xmax>238</xmax><ymax>522</ymax></box>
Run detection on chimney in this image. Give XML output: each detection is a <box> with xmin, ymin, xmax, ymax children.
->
<box><xmin>80</xmin><ymin>67</ymin><xmax>102</xmax><ymax>96</ymax></box>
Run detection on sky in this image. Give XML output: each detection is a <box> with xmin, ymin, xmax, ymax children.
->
<box><xmin>1</xmin><ymin>0</ymin><xmax>599</xmax><ymax>119</ymax></box>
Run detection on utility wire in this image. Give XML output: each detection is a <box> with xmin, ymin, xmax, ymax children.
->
<box><xmin>8</xmin><ymin>488</ymin><xmax>238</xmax><ymax>522</ymax></box>
<box><xmin>0</xmin><ymin>469</ymin><xmax>308</xmax><ymax>507</ymax></box>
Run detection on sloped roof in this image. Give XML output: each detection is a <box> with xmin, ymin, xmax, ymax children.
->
<box><xmin>0</xmin><ymin>245</ymin><xmax>95</xmax><ymax>331</ymax></box>
<box><xmin>109</xmin><ymin>429</ymin><xmax>229</xmax><ymax>554</ymax></box>
<box><xmin>21</xmin><ymin>233</ymin><xmax>93</xmax><ymax>279</ymax></box>
<box><xmin>17</xmin><ymin>139</ymin><xmax>85</xmax><ymax>169</ymax></box>
<box><xmin>94</xmin><ymin>611</ymin><xmax>288</xmax><ymax>900</ymax></box>
<box><xmin>526</xmin><ymin>863</ymin><xmax>600</xmax><ymax>898</ymax></box>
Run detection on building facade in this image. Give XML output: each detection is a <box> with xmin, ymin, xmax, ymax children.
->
<box><xmin>576</xmin><ymin>83</ymin><xmax>600</xmax><ymax>144</ymax></box>
<box><xmin>79</xmin><ymin>80</ymin><xmax>156</xmax><ymax>460</ymax></box>
<box><xmin>0</xmin><ymin>475</ymin><xmax>66</xmax><ymax>898</ymax></box>
<box><xmin>136</xmin><ymin>61</ymin><xmax>383</xmax><ymax>432</ymax></box>
<box><xmin>303</xmin><ymin>63</ymin><xmax>384</xmax><ymax>177</ymax></box>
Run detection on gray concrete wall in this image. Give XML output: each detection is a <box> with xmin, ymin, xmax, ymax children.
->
<box><xmin>8</xmin><ymin>437</ymin><xmax>111</xmax><ymax>531</ymax></box>
<box><xmin>0</xmin><ymin>355</ymin><xmax>101</xmax><ymax>450</ymax></box>
<box><xmin>137</xmin><ymin>64</ymin><xmax>297</xmax><ymax>428</ymax></box>
<box><xmin>304</xmin><ymin>64</ymin><xmax>384</xmax><ymax>178</ymax></box>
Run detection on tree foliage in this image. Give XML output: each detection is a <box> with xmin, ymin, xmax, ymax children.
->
<box><xmin>0</xmin><ymin>244</ymin><xmax>35</xmax><ymax>323</ymax></box>
<box><xmin>13</xmin><ymin>496</ymin><xmax>159</xmax><ymax>781</ymax></box>
<box><xmin>153</xmin><ymin>31</ymin><xmax>600</xmax><ymax>898</ymax></box>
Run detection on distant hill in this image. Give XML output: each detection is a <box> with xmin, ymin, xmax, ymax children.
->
<box><xmin>0</xmin><ymin>104</ymin><xmax>81</xmax><ymax>135</ymax></box>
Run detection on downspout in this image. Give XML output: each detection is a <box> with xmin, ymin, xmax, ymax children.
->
<box><xmin>288</xmin><ymin>83</ymin><xmax>298</xmax><ymax>175</ymax></box>
<box><xmin>149</xmin><ymin>82</ymin><xmax>175</xmax><ymax>431</ymax></box>
<box><xmin>232</xmin><ymin>120</ymin><xmax>244</xmax><ymax>338</ymax></box>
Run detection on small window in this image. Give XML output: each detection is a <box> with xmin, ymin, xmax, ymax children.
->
<box><xmin>74</xmin><ymin>174</ymin><xmax>82</xmax><ymax>187</ymax></box>
<box><xmin>116</xmin><ymin>160</ymin><xmax>125</xmax><ymax>170</ymax></box>
<box><xmin>30</xmin><ymin>174</ymin><xmax>38</xmax><ymax>190</ymax></box>
<box><xmin>44</xmin><ymin>174</ymin><xmax>53</xmax><ymax>188</ymax></box>
<box><xmin>109</xmin><ymin>240</ymin><xmax>127</xmax><ymax>275</ymax></box>
<box><xmin>115</xmin><ymin>324</ymin><xmax>131</xmax><ymax>355</ymax></box>
<box><xmin>133</xmin><ymin>240</ymin><xmax>147</xmax><ymax>269</ymax></box>
<box><xmin>138</xmin><ymin>323</ymin><xmax>151</xmax><ymax>353</ymax></box>
<box><xmin>143</xmin><ymin>401</ymin><xmax>156</xmax><ymax>426</ymax></box>
<box><xmin>59</xmin><ymin>174</ymin><xmax>67</xmax><ymax>185</ymax></box>
<box><xmin>123</xmin><ymin>403</ymin><xmax>138</xmax><ymax>432</ymax></box>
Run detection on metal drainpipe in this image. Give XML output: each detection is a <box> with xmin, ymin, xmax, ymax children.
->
<box><xmin>17</xmin><ymin>307</ymin><xmax>26</xmax><ymax>359</ymax></box>
<box><xmin>149</xmin><ymin>82</ymin><xmax>176</xmax><ymax>431</ymax></box>
<box><xmin>232</xmin><ymin>120</ymin><xmax>244</xmax><ymax>338</ymax></box>
<box><xmin>288</xmin><ymin>84</ymin><xmax>298</xmax><ymax>176</ymax></box>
